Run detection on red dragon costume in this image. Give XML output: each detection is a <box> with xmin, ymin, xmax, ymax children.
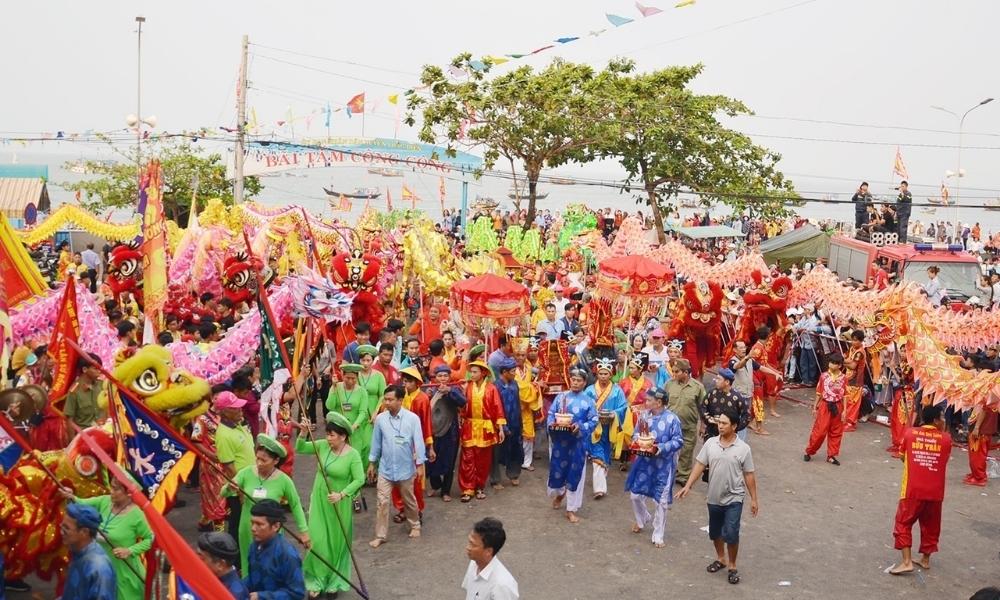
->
<box><xmin>667</xmin><ymin>280</ymin><xmax>724</xmax><ymax>378</ymax></box>
<box><xmin>221</xmin><ymin>252</ymin><xmax>260</xmax><ymax>305</ymax></box>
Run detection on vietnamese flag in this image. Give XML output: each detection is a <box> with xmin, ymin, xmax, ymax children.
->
<box><xmin>347</xmin><ymin>92</ymin><xmax>366</xmax><ymax>114</ymax></box>
<box><xmin>48</xmin><ymin>277</ymin><xmax>81</xmax><ymax>403</ymax></box>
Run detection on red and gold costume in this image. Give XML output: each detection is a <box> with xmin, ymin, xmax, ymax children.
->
<box><xmin>392</xmin><ymin>388</ymin><xmax>433</xmax><ymax>513</ymax></box>
<box><xmin>513</xmin><ymin>361</ymin><xmax>542</xmax><ymax>440</ymax></box>
<box><xmin>730</xmin><ymin>271</ymin><xmax>792</xmax><ymax>412</ymax></box>
<box><xmin>220</xmin><ymin>252</ymin><xmax>260</xmax><ymax>305</ymax></box>
<box><xmin>458</xmin><ymin>379</ymin><xmax>506</xmax><ymax>496</ymax></box>
<box><xmin>326</xmin><ymin>249</ymin><xmax>386</xmax><ymax>350</ymax></box>
<box><xmin>964</xmin><ymin>406</ymin><xmax>998</xmax><ymax>486</ymax></box>
<box><xmin>887</xmin><ymin>367</ymin><xmax>915</xmax><ymax>457</ymax></box>
<box><xmin>843</xmin><ymin>345</ymin><xmax>868</xmax><ymax>432</ymax></box>
<box><xmin>667</xmin><ymin>280</ymin><xmax>724</xmax><ymax>378</ymax></box>
<box><xmin>894</xmin><ymin>425</ymin><xmax>952</xmax><ymax>555</ymax></box>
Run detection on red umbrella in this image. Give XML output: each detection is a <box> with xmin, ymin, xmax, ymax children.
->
<box><xmin>450</xmin><ymin>273</ymin><xmax>530</xmax><ymax>320</ymax></box>
<box><xmin>597</xmin><ymin>255</ymin><xmax>674</xmax><ymax>298</ymax></box>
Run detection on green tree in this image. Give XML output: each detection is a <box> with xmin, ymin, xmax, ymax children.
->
<box><xmin>406</xmin><ymin>54</ymin><xmax>620</xmax><ymax>225</ymax></box>
<box><xmin>594</xmin><ymin>62</ymin><xmax>793</xmax><ymax>242</ymax></box>
<box><xmin>62</xmin><ymin>138</ymin><xmax>261</xmax><ymax>222</ymax></box>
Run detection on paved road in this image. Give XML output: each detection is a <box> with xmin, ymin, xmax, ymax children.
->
<box><xmin>21</xmin><ymin>387</ymin><xmax>999</xmax><ymax>599</ymax></box>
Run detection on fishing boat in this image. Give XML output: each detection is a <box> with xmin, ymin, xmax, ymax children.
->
<box><xmin>920</xmin><ymin>206</ymin><xmax>937</xmax><ymax>214</ymax></box>
<box><xmin>985</xmin><ymin>198</ymin><xmax>1000</xmax><ymax>212</ymax></box>
<box><xmin>548</xmin><ymin>176</ymin><xmax>575</xmax><ymax>185</ymax></box>
<box><xmin>367</xmin><ymin>167</ymin><xmax>404</xmax><ymax>177</ymax></box>
<box><xmin>472</xmin><ymin>196</ymin><xmax>499</xmax><ymax>212</ymax></box>
<box><xmin>508</xmin><ymin>186</ymin><xmax>548</xmax><ymax>200</ymax></box>
<box><xmin>680</xmin><ymin>198</ymin><xmax>698</xmax><ymax>208</ymax></box>
<box><xmin>323</xmin><ymin>186</ymin><xmax>381</xmax><ymax>199</ymax></box>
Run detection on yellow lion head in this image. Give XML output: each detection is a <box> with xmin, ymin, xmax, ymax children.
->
<box><xmin>105</xmin><ymin>345</ymin><xmax>211</xmax><ymax>429</ymax></box>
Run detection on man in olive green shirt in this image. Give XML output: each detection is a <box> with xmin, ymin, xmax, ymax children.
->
<box><xmin>212</xmin><ymin>391</ymin><xmax>255</xmax><ymax>537</ymax></box>
<box><xmin>666</xmin><ymin>359</ymin><xmax>707</xmax><ymax>486</ymax></box>
<box><xmin>64</xmin><ymin>361</ymin><xmax>105</xmax><ymax>428</ymax></box>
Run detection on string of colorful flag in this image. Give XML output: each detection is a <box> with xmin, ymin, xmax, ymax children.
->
<box><xmin>247</xmin><ymin>1</ymin><xmax>700</xmax><ymax>135</ymax></box>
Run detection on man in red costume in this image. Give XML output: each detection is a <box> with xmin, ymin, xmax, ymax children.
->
<box><xmin>392</xmin><ymin>367</ymin><xmax>434</xmax><ymax>519</ymax></box>
<box><xmin>458</xmin><ymin>361</ymin><xmax>506</xmax><ymax>502</ymax></box>
<box><xmin>889</xmin><ymin>404</ymin><xmax>952</xmax><ymax>575</ymax></box>
<box><xmin>667</xmin><ymin>280</ymin><xmax>724</xmax><ymax>378</ymax></box>
<box><xmin>748</xmin><ymin>325</ymin><xmax>786</xmax><ymax>420</ymax></box>
<box><xmin>963</xmin><ymin>404</ymin><xmax>998</xmax><ymax>487</ymax></box>
<box><xmin>843</xmin><ymin>330</ymin><xmax>868</xmax><ymax>432</ymax></box>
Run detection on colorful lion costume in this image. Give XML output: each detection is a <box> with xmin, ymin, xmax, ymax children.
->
<box><xmin>731</xmin><ymin>270</ymin><xmax>793</xmax><ymax>348</ymax></box>
<box><xmin>0</xmin><ymin>427</ymin><xmax>115</xmax><ymax>582</ymax></box>
<box><xmin>667</xmin><ymin>280</ymin><xmax>724</xmax><ymax>378</ymax></box>
<box><xmin>106</xmin><ymin>242</ymin><xmax>144</xmax><ymax>305</ymax></box>
<box><xmin>327</xmin><ymin>248</ymin><xmax>385</xmax><ymax>346</ymax></box>
<box><xmin>221</xmin><ymin>252</ymin><xmax>260</xmax><ymax>305</ymax></box>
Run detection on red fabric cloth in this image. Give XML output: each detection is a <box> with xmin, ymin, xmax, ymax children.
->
<box><xmin>29</xmin><ymin>410</ymin><xmax>67</xmax><ymax>452</ymax></box>
<box><xmin>458</xmin><ymin>446</ymin><xmax>493</xmax><ymax>495</ymax></box>
<box><xmin>843</xmin><ymin>386</ymin><xmax>863</xmax><ymax>431</ymax></box>
<box><xmin>887</xmin><ymin>389</ymin><xmax>913</xmax><ymax>454</ymax></box>
<box><xmin>965</xmin><ymin>433</ymin><xmax>990</xmax><ymax>484</ymax></box>
<box><xmin>873</xmin><ymin>268</ymin><xmax>890</xmax><ymax>291</ymax></box>
<box><xmin>900</xmin><ymin>426</ymin><xmax>952</xmax><ymax>501</ymax></box>
<box><xmin>373</xmin><ymin>361</ymin><xmax>399</xmax><ymax>386</ymax></box>
<box><xmin>893</xmin><ymin>497</ymin><xmax>942</xmax><ymax>553</ymax></box>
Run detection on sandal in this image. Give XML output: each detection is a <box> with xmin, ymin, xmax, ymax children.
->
<box><xmin>392</xmin><ymin>513</ymin><xmax>406</xmax><ymax>523</ymax></box>
<box><xmin>460</xmin><ymin>494</ymin><xmax>472</xmax><ymax>503</ymax></box>
<box><xmin>475</xmin><ymin>490</ymin><xmax>487</xmax><ymax>500</ymax></box>
<box><xmin>706</xmin><ymin>560</ymin><xmax>726</xmax><ymax>573</ymax></box>
<box><xmin>727</xmin><ymin>569</ymin><xmax>740</xmax><ymax>584</ymax></box>
<box><xmin>827</xmin><ymin>457</ymin><xmax>841</xmax><ymax>466</ymax></box>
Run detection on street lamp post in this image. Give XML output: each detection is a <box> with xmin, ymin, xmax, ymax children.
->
<box><xmin>931</xmin><ymin>98</ymin><xmax>994</xmax><ymax>236</ymax></box>
<box><xmin>135</xmin><ymin>16</ymin><xmax>145</xmax><ymax>186</ymax></box>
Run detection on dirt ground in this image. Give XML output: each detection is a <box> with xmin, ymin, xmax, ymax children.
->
<box><xmin>19</xmin><ymin>386</ymin><xmax>999</xmax><ymax>599</ymax></box>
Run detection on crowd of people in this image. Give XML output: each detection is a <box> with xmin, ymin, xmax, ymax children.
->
<box><xmin>2</xmin><ymin>200</ymin><xmax>999</xmax><ymax>600</ymax></box>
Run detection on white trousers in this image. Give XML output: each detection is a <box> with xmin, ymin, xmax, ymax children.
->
<box><xmin>630</xmin><ymin>488</ymin><xmax>671</xmax><ymax>545</ymax></box>
<box><xmin>591</xmin><ymin>462</ymin><xmax>608</xmax><ymax>495</ymax></box>
<box><xmin>522</xmin><ymin>438</ymin><xmax>534</xmax><ymax>468</ymax></box>
<box><xmin>548</xmin><ymin>464</ymin><xmax>586</xmax><ymax>513</ymax></box>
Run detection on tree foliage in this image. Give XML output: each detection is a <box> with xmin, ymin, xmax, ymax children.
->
<box><xmin>406</xmin><ymin>54</ymin><xmax>621</xmax><ymax>225</ymax></box>
<box><xmin>593</xmin><ymin>61</ymin><xmax>794</xmax><ymax>242</ymax></box>
<box><xmin>62</xmin><ymin>138</ymin><xmax>260</xmax><ymax>222</ymax></box>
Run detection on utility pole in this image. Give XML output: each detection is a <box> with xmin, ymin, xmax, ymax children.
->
<box><xmin>234</xmin><ymin>34</ymin><xmax>249</xmax><ymax>204</ymax></box>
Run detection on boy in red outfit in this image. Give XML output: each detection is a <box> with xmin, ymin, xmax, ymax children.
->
<box><xmin>804</xmin><ymin>356</ymin><xmax>846</xmax><ymax>465</ymax></box>
<box><xmin>889</xmin><ymin>404</ymin><xmax>952</xmax><ymax>575</ymax></box>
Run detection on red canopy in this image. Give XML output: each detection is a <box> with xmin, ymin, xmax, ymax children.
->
<box><xmin>597</xmin><ymin>255</ymin><xmax>674</xmax><ymax>298</ymax></box>
<box><xmin>450</xmin><ymin>274</ymin><xmax>530</xmax><ymax>319</ymax></box>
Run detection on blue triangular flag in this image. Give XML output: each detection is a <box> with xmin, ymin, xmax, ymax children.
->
<box><xmin>606</xmin><ymin>13</ymin><xmax>634</xmax><ymax>26</ymax></box>
<box><xmin>555</xmin><ymin>37</ymin><xmax>580</xmax><ymax>44</ymax></box>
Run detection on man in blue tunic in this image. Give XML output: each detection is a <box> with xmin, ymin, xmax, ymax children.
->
<box><xmin>197</xmin><ymin>532</ymin><xmax>250</xmax><ymax>600</ymax></box>
<box><xmin>244</xmin><ymin>499</ymin><xmax>305</xmax><ymax>600</ymax></box>
<box><xmin>61</xmin><ymin>503</ymin><xmax>116</xmax><ymax>600</ymax></box>
<box><xmin>587</xmin><ymin>357</ymin><xmax>628</xmax><ymax>500</ymax></box>
<box><xmin>491</xmin><ymin>357</ymin><xmax>523</xmax><ymax>489</ymax></box>
<box><xmin>625</xmin><ymin>388</ymin><xmax>684</xmax><ymax>548</ymax></box>
<box><xmin>427</xmin><ymin>364</ymin><xmax>467</xmax><ymax>502</ymax></box>
<box><xmin>547</xmin><ymin>367</ymin><xmax>598</xmax><ymax>523</ymax></box>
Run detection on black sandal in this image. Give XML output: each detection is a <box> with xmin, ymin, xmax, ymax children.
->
<box><xmin>728</xmin><ymin>569</ymin><xmax>740</xmax><ymax>584</ymax></box>
<box><xmin>460</xmin><ymin>494</ymin><xmax>472</xmax><ymax>503</ymax></box>
<box><xmin>803</xmin><ymin>454</ymin><xmax>811</xmax><ymax>462</ymax></box>
<box><xmin>707</xmin><ymin>560</ymin><xmax>726</xmax><ymax>573</ymax></box>
<box><xmin>827</xmin><ymin>457</ymin><xmax>841</xmax><ymax>466</ymax></box>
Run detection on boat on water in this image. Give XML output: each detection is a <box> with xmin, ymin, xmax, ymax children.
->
<box><xmin>367</xmin><ymin>167</ymin><xmax>404</xmax><ymax>177</ymax></box>
<box><xmin>680</xmin><ymin>198</ymin><xmax>699</xmax><ymax>208</ymax></box>
<box><xmin>783</xmin><ymin>199</ymin><xmax>807</xmax><ymax>207</ymax></box>
<box><xmin>548</xmin><ymin>176</ymin><xmax>575</xmax><ymax>185</ymax></box>
<box><xmin>920</xmin><ymin>207</ymin><xmax>937</xmax><ymax>214</ymax></box>
<box><xmin>323</xmin><ymin>186</ymin><xmax>381</xmax><ymax>199</ymax></box>
<box><xmin>508</xmin><ymin>186</ymin><xmax>548</xmax><ymax>200</ymax></box>
<box><xmin>472</xmin><ymin>196</ymin><xmax>499</xmax><ymax>212</ymax></box>
<box><xmin>985</xmin><ymin>198</ymin><xmax>1000</xmax><ymax>212</ymax></box>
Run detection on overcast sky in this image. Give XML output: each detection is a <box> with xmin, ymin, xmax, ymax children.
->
<box><xmin>3</xmin><ymin>0</ymin><xmax>1000</xmax><ymax>203</ymax></box>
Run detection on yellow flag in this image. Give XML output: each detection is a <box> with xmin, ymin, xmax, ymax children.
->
<box><xmin>485</xmin><ymin>55</ymin><xmax>510</xmax><ymax>65</ymax></box>
<box><xmin>388</xmin><ymin>94</ymin><xmax>399</xmax><ymax>105</ymax></box>
<box><xmin>675</xmin><ymin>0</ymin><xmax>695</xmax><ymax>6</ymax></box>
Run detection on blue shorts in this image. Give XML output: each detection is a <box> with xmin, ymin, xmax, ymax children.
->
<box><xmin>707</xmin><ymin>502</ymin><xmax>743</xmax><ymax>544</ymax></box>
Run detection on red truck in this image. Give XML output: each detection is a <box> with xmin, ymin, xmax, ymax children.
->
<box><xmin>827</xmin><ymin>236</ymin><xmax>982</xmax><ymax>301</ymax></box>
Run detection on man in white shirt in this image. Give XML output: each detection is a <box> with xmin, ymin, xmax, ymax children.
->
<box><xmin>551</xmin><ymin>287</ymin><xmax>570</xmax><ymax>319</ymax></box>
<box><xmin>535</xmin><ymin>303</ymin><xmax>565</xmax><ymax>340</ymax></box>
<box><xmin>462</xmin><ymin>517</ymin><xmax>519</xmax><ymax>600</ymax></box>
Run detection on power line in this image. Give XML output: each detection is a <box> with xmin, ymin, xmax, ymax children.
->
<box><xmin>249</xmin><ymin>42</ymin><xmax>420</xmax><ymax>77</ymax></box>
<box><xmin>745</xmin><ymin>114</ymin><xmax>1000</xmax><ymax>139</ymax></box>
<box><xmin>251</xmin><ymin>54</ymin><xmax>408</xmax><ymax>90</ymax></box>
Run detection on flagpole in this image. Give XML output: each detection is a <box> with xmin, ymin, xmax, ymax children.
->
<box><xmin>241</xmin><ymin>229</ymin><xmax>370</xmax><ymax>597</ymax></box>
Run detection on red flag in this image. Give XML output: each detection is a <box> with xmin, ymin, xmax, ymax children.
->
<box><xmin>48</xmin><ymin>278</ymin><xmax>81</xmax><ymax>403</ymax></box>
<box><xmin>347</xmin><ymin>92</ymin><xmax>365</xmax><ymax>114</ymax></box>
<box><xmin>71</xmin><ymin>424</ymin><xmax>235</xmax><ymax>600</ymax></box>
